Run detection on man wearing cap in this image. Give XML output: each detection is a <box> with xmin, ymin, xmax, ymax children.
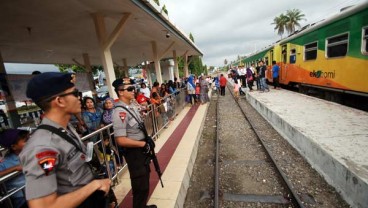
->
<box><xmin>112</xmin><ymin>78</ymin><xmax>157</xmax><ymax>208</ymax></box>
<box><xmin>0</xmin><ymin>128</ymin><xmax>29</xmax><ymax>208</ymax></box>
<box><xmin>19</xmin><ymin>72</ymin><xmax>111</xmax><ymax>208</ymax></box>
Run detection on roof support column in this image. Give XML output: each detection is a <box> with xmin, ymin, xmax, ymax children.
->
<box><xmin>73</xmin><ymin>54</ymin><xmax>96</xmax><ymax>96</ymax></box>
<box><xmin>92</xmin><ymin>12</ymin><xmax>131</xmax><ymax>99</ymax></box>
<box><xmin>183</xmin><ymin>51</ymin><xmax>189</xmax><ymax>77</ymax></box>
<box><xmin>173</xmin><ymin>50</ymin><xmax>179</xmax><ymax>79</ymax></box>
<box><xmin>151</xmin><ymin>41</ymin><xmax>162</xmax><ymax>84</ymax></box>
<box><xmin>122</xmin><ymin>58</ymin><xmax>129</xmax><ymax>77</ymax></box>
<box><xmin>0</xmin><ymin>51</ymin><xmax>20</xmax><ymax>128</ymax></box>
<box><xmin>82</xmin><ymin>53</ymin><xmax>97</xmax><ymax>97</ymax></box>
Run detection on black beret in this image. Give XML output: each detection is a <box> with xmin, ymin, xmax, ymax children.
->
<box><xmin>112</xmin><ymin>77</ymin><xmax>135</xmax><ymax>89</ymax></box>
<box><xmin>26</xmin><ymin>72</ymin><xmax>76</xmax><ymax>102</ymax></box>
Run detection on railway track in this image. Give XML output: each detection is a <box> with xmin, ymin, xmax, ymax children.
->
<box><xmin>213</xmin><ymin>85</ymin><xmax>305</xmax><ymax>208</ymax></box>
<box><xmin>184</xmin><ymin>81</ymin><xmax>350</xmax><ymax>208</ymax></box>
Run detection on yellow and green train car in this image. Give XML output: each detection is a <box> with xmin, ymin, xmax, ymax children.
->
<box><xmin>244</xmin><ymin>2</ymin><xmax>368</xmax><ymax>98</ymax></box>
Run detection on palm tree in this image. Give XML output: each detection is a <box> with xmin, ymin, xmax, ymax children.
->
<box><xmin>285</xmin><ymin>9</ymin><xmax>306</xmax><ymax>34</ymax></box>
<box><xmin>272</xmin><ymin>9</ymin><xmax>306</xmax><ymax>38</ymax></box>
<box><xmin>272</xmin><ymin>13</ymin><xmax>288</xmax><ymax>38</ymax></box>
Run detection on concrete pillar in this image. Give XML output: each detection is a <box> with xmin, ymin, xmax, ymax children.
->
<box><xmin>0</xmin><ymin>51</ymin><xmax>21</xmax><ymax>128</ymax></box>
<box><xmin>168</xmin><ymin>59</ymin><xmax>174</xmax><ymax>81</ymax></box>
<box><xmin>173</xmin><ymin>50</ymin><xmax>179</xmax><ymax>79</ymax></box>
<box><xmin>92</xmin><ymin>13</ymin><xmax>131</xmax><ymax>99</ymax></box>
<box><xmin>184</xmin><ymin>53</ymin><xmax>189</xmax><ymax>77</ymax></box>
<box><xmin>151</xmin><ymin>41</ymin><xmax>162</xmax><ymax>84</ymax></box>
<box><xmin>122</xmin><ymin>58</ymin><xmax>129</xmax><ymax>77</ymax></box>
<box><xmin>82</xmin><ymin>53</ymin><xmax>97</xmax><ymax>97</ymax></box>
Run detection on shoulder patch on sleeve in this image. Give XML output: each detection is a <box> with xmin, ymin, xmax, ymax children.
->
<box><xmin>119</xmin><ymin>112</ymin><xmax>127</xmax><ymax>123</ymax></box>
<box><xmin>39</xmin><ymin>158</ymin><xmax>56</xmax><ymax>176</ymax></box>
<box><xmin>35</xmin><ymin>150</ymin><xmax>58</xmax><ymax>176</ymax></box>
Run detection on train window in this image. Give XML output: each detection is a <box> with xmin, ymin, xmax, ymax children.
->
<box><xmin>290</xmin><ymin>49</ymin><xmax>296</xmax><ymax>63</ymax></box>
<box><xmin>326</xmin><ymin>33</ymin><xmax>349</xmax><ymax>58</ymax></box>
<box><xmin>304</xmin><ymin>42</ymin><xmax>317</xmax><ymax>60</ymax></box>
<box><xmin>362</xmin><ymin>27</ymin><xmax>368</xmax><ymax>55</ymax></box>
<box><xmin>265</xmin><ymin>57</ymin><xmax>269</xmax><ymax>66</ymax></box>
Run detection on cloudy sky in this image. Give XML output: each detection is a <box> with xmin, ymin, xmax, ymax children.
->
<box><xmin>160</xmin><ymin>0</ymin><xmax>366</xmax><ymax>67</ymax></box>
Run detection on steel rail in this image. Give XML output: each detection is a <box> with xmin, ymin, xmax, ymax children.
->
<box><xmin>214</xmin><ymin>92</ymin><xmax>220</xmax><ymax>208</ymax></box>
<box><xmin>226</xmin><ymin>84</ymin><xmax>305</xmax><ymax>208</ymax></box>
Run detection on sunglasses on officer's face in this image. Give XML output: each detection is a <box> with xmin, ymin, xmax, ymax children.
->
<box><xmin>46</xmin><ymin>89</ymin><xmax>80</xmax><ymax>102</ymax></box>
<box><xmin>58</xmin><ymin>89</ymin><xmax>80</xmax><ymax>98</ymax></box>
<box><xmin>120</xmin><ymin>86</ymin><xmax>135</xmax><ymax>92</ymax></box>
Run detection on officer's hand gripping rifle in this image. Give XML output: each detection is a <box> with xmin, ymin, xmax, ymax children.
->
<box><xmin>140</xmin><ymin>123</ymin><xmax>164</xmax><ymax>188</ymax></box>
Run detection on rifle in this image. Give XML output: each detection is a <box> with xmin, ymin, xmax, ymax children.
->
<box><xmin>137</xmin><ymin>121</ymin><xmax>164</xmax><ymax>188</ymax></box>
<box><xmin>115</xmin><ymin>106</ymin><xmax>164</xmax><ymax>188</ymax></box>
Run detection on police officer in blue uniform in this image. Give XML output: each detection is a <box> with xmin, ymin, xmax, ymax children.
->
<box><xmin>20</xmin><ymin>72</ymin><xmax>111</xmax><ymax>208</ymax></box>
<box><xmin>112</xmin><ymin>78</ymin><xmax>157</xmax><ymax>208</ymax></box>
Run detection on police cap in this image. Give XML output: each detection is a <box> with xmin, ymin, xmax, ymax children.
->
<box><xmin>112</xmin><ymin>77</ymin><xmax>135</xmax><ymax>89</ymax></box>
<box><xmin>26</xmin><ymin>72</ymin><xmax>76</xmax><ymax>102</ymax></box>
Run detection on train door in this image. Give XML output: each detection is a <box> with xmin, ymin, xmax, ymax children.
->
<box><xmin>269</xmin><ymin>50</ymin><xmax>274</xmax><ymax>82</ymax></box>
<box><xmin>280</xmin><ymin>44</ymin><xmax>288</xmax><ymax>81</ymax></box>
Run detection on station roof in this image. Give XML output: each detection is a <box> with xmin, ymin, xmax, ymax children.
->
<box><xmin>0</xmin><ymin>0</ymin><xmax>202</xmax><ymax>67</ymax></box>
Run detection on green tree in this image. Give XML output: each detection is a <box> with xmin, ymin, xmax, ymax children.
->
<box><xmin>272</xmin><ymin>9</ymin><xmax>306</xmax><ymax>37</ymax></box>
<box><xmin>285</xmin><ymin>9</ymin><xmax>306</xmax><ymax>34</ymax></box>
<box><xmin>55</xmin><ymin>64</ymin><xmax>102</xmax><ymax>75</ymax></box>
<box><xmin>271</xmin><ymin>13</ymin><xmax>288</xmax><ymax>38</ymax></box>
<box><xmin>153</xmin><ymin>0</ymin><xmax>160</xmax><ymax>6</ymax></box>
<box><xmin>224</xmin><ymin>59</ymin><xmax>228</xmax><ymax>66</ymax></box>
<box><xmin>189</xmin><ymin>56</ymin><xmax>204</xmax><ymax>76</ymax></box>
<box><xmin>189</xmin><ymin>33</ymin><xmax>195</xmax><ymax>42</ymax></box>
<box><xmin>162</xmin><ymin>4</ymin><xmax>168</xmax><ymax>15</ymax></box>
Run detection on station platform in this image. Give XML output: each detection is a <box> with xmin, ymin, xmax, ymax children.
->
<box><xmin>114</xmin><ymin>85</ymin><xmax>368</xmax><ymax>208</ymax></box>
<box><xmin>115</xmin><ymin>102</ymin><xmax>209</xmax><ymax>208</ymax></box>
<box><xmin>243</xmin><ymin>87</ymin><xmax>368</xmax><ymax>208</ymax></box>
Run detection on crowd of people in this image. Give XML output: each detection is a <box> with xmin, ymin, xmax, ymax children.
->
<box><xmin>0</xmin><ymin>72</ymin><xmax>215</xmax><ymax>208</ymax></box>
<box><xmin>227</xmin><ymin>60</ymin><xmax>281</xmax><ymax>94</ymax></box>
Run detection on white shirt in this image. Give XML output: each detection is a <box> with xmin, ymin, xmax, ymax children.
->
<box><xmin>140</xmin><ymin>87</ymin><xmax>151</xmax><ymax>99</ymax></box>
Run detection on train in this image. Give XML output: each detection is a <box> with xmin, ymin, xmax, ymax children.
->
<box><xmin>238</xmin><ymin>2</ymin><xmax>368</xmax><ymax>109</ymax></box>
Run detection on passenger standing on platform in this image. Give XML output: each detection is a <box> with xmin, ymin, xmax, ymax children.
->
<box><xmin>81</xmin><ymin>97</ymin><xmax>103</xmax><ymax>142</ymax></box>
<box><xmin>140</xmin><ymin>83</ymin><xmax>151</xmax><ymax>99</ymax></box>
<box><xmin>187</xmin><ymin>75</ymin><xmax>196</xmax><ymax>105</ymax></box>
<box><xmin>239</xmin><ymin>66</ymin><xmax>246</xmax><ymax>87</ymax></box>
<box><xmin>259</xmin><ymin>61</ymin><xmax>270</xmax><ymax>92</ymax></box>
<box><xmin>246</xmin><ymin>67</ymin><xmax>254</xmax><ymax>92</ymax></box>
<box><xmin>255</xmin><ymin>64</ymin><xmax>261</xmax><ymax>90</ymax></box>
<box><xmin>195</xmin><ymin>83</ymin><xmax>201</xmax><ymax>104</ymax></box>
<box><xmin>233</xmin><ymin>80</ymin><xmax>240</xmax><ymax>102</ymax></box>
<box><xmin>0</xmin><ymin>129</ymin><xmax>29</xmax><ymax>208</ymax></box>
<box><xmin>219</xmin><ymin>74</ymin><xmax>227</xmax><ymax>96</ymax></box>
<box><xmin>150</xmin><ymin>81</ymin><xmax>160</xmax><ymax>98</ymax></box>
<box><xmin>112</xmin><ymin>77</ymin><xmax>157</xmax><ymax>208</ymax></box>
<box><xmin>272</xmin><ymin>61</ymin><xmax>280</xmax><ymax>89</ymax></box>
<box><xmin>101</xmin><ymin>97</ymin><xmax>115</xmax><ymax>126</ymax></box>
<box><xmin>20</xmin><ymin>72</ymin><xmax>111</xmax><ymax>208</ymax></box>
<box><xmin>200</xmin><ymin>76</ymin><xmax>210</xmax><ymax>104</ymax></box>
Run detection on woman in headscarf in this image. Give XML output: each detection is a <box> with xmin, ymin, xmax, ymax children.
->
<box><xmin>101</xmin><ymin>97</ymin><xmax>115</xmax><ymax>126</ymax></box>
<box><xmin>187</xmin><ymin>75</ymin><xmax>196</xmax><ymax>105</ymax></box>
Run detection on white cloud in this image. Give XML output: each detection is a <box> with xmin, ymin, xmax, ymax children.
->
<box><xmin>160</xmin><ymin>0</ymin><xmax>366</xmax><ymax>66</ymax></box>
